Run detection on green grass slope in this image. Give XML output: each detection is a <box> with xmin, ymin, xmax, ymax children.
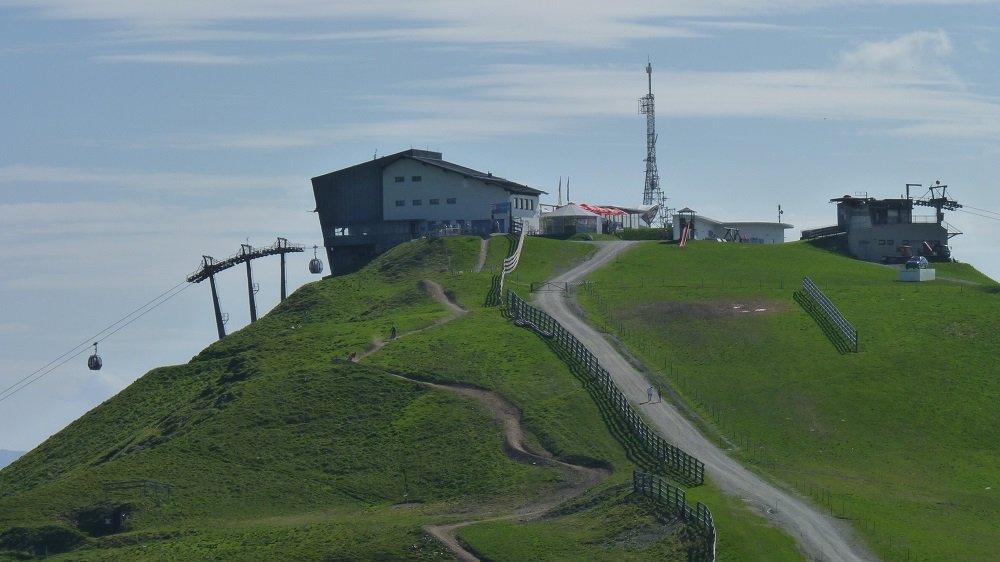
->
<box><xmin>2</xmin><ymin>236</ymin><xmax>800</xmax><ymax>561</ymax></box>
<box><xmin>579</xmin><ymin>240</ymin><xmax>1000</xmax><ymax>562</ymax></box>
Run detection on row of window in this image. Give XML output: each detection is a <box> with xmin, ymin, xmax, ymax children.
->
<box><xmin>396</xmin><ymin>198</ymin><xmax>457</xmax><ymax>207</ymax></box>
<box><xmin>876</xmin><ymin>239</ymin><xmax>941</xmax><ymax>247</ymax></box>
<box><xmin>514</xmin><ymin>197</ymin><xmax>536</xmax><ymax>211</ymax></box>
<box><xmin>394</xmin><ymin>175</ymin><xmax>422</xmax><ymax>183</ymax></box>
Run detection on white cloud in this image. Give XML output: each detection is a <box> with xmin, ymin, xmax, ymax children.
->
<box><xmin>92</xmin><ymin>51</ymin><xmax>328</xmax><ymax>65</ymax></box>
<box><xmin>153</xmin><ymin>35</ymin><xmax>1000</xmax><ymax>152</ymax></box>
<box><xmin>94</xmin><ymin>51</ymin><xmax>255</xmax><ymax>65</ymax></box>
<box><xmin>0</xmin><ymin>165</ymin><xmax>303</xmax><ymax>193</ymax></box>
<box><xmin>0</xmin><ymin>199</ymin><xmax>318</xmax><ymax>291</ymax></box>
<box><xmin>836</xmin><ymin>29</ymin><xmax>956</xmax><ymax>82</ymax></box>
<box><xmin>6</xmin><ymin>0</ymin><xmax>1000</xmax><ymax>48</ymax></box>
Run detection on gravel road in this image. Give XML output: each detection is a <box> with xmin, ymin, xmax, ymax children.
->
<box><xmin>533</xmin><ymin>241</ymin><xmax>875</xmax><ymax>562</ymax></box>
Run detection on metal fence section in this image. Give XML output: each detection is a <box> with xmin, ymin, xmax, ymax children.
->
<box><xmin>633</xmin><ymin>471</ymin><xmax>716</xmax><ymax>561</ymax></box>
<box><xmin>800</xmin><ymin>276</ymin><xmax>858</xmax><ymax>352</ymax></box>
<box><xmin>508</xmin><ymin>290</ymin><xmax>705</xmax><ymax>486</ymax></box>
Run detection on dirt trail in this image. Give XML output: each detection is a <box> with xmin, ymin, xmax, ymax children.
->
<box><xmin>420</xmin><ymin>383</ymin><xmax>610</xmax><ymax>561</ymax></box>
<box><xmin>533</xmin><ymin>241</ymin><xmax>876</xmax><ymax>562</ymax></box>
<box><xmin>472</xmin><ymin>237</ymin><xmax>490</xmax><ymax>273</ymax></box>
<box><xmin>357</xmin><ymin>279</ymin><xmax>611</xmax><ymax>561</ymax></box>
<box><xmin>355</xmin><ymin>280</ymin><xmax>464</xmax><ymax>361</ymax></box>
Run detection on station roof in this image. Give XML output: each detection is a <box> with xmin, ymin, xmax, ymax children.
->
<box><xmin>314</xmin><ymin>149</ymin><xmax>546</xmax><ymax>196</ymax></box>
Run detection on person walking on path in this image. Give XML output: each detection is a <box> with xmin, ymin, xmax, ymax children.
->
<box><xmin>646</xmin><ymin>386</ymin><xmax>654</xmax><ymax>403</ymax></box>
<box><xmin>390</xmin><ymin>325</ymin><xmax>397</xmax><ymax>340</ymax></box>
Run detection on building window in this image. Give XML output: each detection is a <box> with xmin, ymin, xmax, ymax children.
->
<box><xmin>430</xmin><ymin>198</ymin><xmax>440</xmax><ymax>205</ymax></box>
<box><xmin>394</xmin><ymin>176</ymin><xmax>404</xmax><ymax>183</ymax></box>
<box><xmin>446</xmin><ymin>197</ymin><xmax>457</xmax><ymax>204</ymax></box>
<box><xmin>395</xmin><ymin>200</ymin><xmax>405</xmax><ymax>207</ymax></box>
<box><xmin>530</xmin><ymin>200</ymin><xmax>535</xmax><ymax>210</ymax></box>
<box><xmin>412</xmin><ymin>175</ymin><xmax>422</xmax><ymax>182</ymax></box>
<box><xmin>412</xmin><ymin>199</ymin><xmax>422</xmax><ymax>206</ymax></box>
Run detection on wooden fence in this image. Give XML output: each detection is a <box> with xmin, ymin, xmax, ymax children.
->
<box><xmin>508</xmin><ymin>289</ymin><xmax>705</xmax><ymax>486</ymax></box>
<box><xmin>633</xmin><ymin>471</ymin><xmax>716</xmax><ymax>561</ymax></box>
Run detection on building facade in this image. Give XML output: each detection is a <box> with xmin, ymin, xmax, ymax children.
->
<box><xmin>826</xmin><ymin>195</ymin><xmax>953</xmax><ymax>263</ymax></box>
<box><xmin>312</xmin><ymin>149</ymin><xmax>544</xmax><ymax>275</ymax></box>
<box><xmin>673</xmin><ymin>209</ymin><xmax>791</xmax><ymax>244</ymax></box>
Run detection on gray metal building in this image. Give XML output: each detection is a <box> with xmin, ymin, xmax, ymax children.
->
<box><xmin>802</xmin><ymin>182</ymin><xmax>963</xmax><ymax>263</ymax></box>
<box><xmin>825</xmin><ymin>195</ymin><xmax>956</xmax><ymax>263</ymax></box>
<box><xmin>312</xmin><ymin>149</ymin><xmax>544</xmax><ymax>275</ymax></box>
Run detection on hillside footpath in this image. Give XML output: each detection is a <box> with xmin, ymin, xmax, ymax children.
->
<box><xmin>361</xmin><ymin>279</ymin><xmax>611</xmax><ymax>561</ymax></box>
<box><xmin>534</xmin><ymin>241</ymin><xmax>875</xmax><ymax>562</ymax></box>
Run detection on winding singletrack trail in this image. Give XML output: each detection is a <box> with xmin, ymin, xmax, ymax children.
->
<box><xmin>533</xmin><ymin>241</ymin><xmax>875</xmax><ymax>562</ymax></box>
<box><xmin>419</xmin><ymin>384</ymin><xmax>610</xmax><ymax>562</ymax></box>
<box><xmin>358</xmin><ymin>279</ymin><xmax>611</xmax><ymax>561</ymax></box>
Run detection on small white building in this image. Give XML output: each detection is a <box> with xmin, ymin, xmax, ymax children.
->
<box><xmin>674</xmin><ymin>208</ymin><xmax>792</xmax><ymax>244</ymax></box>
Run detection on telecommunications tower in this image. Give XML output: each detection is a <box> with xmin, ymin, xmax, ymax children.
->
<box><xmin>639</xmin><ymin>62</ymin><xmax>666</xmax><ymax>225</ymax></box>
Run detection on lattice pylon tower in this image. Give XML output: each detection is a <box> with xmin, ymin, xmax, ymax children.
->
<box><xmin>638</xmin><ymin>62</ymin><xmax>666</xmax><ymax>226</ymax></box>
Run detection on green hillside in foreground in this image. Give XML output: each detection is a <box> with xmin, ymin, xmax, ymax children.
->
<box><xmin>1</xmin><ymin>236</ymin><xmax>804</xmax><ymax>561</ymax></box>
<box><xmin>8</xmin><ymin>235</ymin><xmax>993</xmax><ymax>561</ymax></box>
<box><xmin>577</xmin><ymin>240</ymin><xmax>1000</xmax><ymax>562</ymax></box>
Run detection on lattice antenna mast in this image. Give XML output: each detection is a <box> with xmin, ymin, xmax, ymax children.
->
<box><xmin>639</xmin><ymin>62</ymin><xmax>665</xmax><ymax>222</ymax></box>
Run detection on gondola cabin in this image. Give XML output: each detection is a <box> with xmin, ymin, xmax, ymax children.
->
<box><xmin>309</xmin><ymin>246</ymin><xmax>324</xmax><ymax>274</ymax></box>
<box><xmin>88</xmin><ymin>342</ymin><xmax>102</xmax><ymax>371</ymax></box>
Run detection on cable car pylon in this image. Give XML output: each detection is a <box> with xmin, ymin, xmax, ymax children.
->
<box><xmin>187</xmin><ymin>237</ymin><xmax>304</xmax><ymax>340</ymax></box>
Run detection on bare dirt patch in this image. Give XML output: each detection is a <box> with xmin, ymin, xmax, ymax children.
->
<box><xmin>633</xmin><ymin>298</ymin><xmax>789</xmax><ymax>324</ymax></box>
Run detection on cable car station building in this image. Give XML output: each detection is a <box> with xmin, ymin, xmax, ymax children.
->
<box><xmin>801</xmin><ymin>187</ymin><xmax>960</xmax><ymax>264</ymax></box>
<box><xmin>312</xmin><ymin>149</ymin><xmax>544</xmax><ymax>275</ymax></box>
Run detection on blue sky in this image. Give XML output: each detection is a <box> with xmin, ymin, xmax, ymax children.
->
<box><xmin>2</xmin><ymin>0</ymin><xmax>999</xmax><ymax>451</ymax></box>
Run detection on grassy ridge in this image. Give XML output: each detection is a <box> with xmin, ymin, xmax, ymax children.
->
<box><xmin>578</xmin><ymin>240</ymin><xmax>1000</xmax><ymax>561</ymax></box>
<box><xmin>2</xmin><ymin>236</ymin><xmax>731</xmax><ymax>561</ymax></box>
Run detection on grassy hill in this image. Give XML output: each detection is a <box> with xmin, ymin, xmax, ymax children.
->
<box><xmin>11</xmin><ymin>234</ymin><xmax>987</xmax><ymax>560</ymax></box>
<box><xmin>577</xmin><ymin>240</ymin><xmax>1000</xmax><ymax>562</ymax></box>
<box><xmin>1</xmin><ymin>235</ymin><xmax>804</xmax><ymax>561</ymax></box>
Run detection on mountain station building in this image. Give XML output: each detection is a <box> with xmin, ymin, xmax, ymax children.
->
<box><xmin>801</xmin><ymin>185</ymin><xmax>961</xmax><ymax>264</ymax></box>
<box><xmin>312</xmin><ymin>149</ymin><xmax>544</xmax><ymax>275</ymax></box>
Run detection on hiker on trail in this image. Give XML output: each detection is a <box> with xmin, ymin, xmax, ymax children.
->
<box><xmin>390</xmin><ymin>325</ymin><xmax>397</xmax><ymax>340</ymax></box>
<box><xmin>647</xmin><ymin>386</ymin><xmax>653</xmax><ymax>402</ymax></box>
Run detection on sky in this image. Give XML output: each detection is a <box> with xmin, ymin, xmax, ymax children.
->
<box><xmin>2</xmin><ymin>0</ymin><xmax>1000</xmax><ymax>453</ymax></box>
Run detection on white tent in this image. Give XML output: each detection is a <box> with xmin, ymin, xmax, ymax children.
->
<box><xmin>540</xmin><ymin>204</ymin><xmax>602</xmax><ymax>235</ymax></box>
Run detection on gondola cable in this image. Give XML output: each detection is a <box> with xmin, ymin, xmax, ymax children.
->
<box><xmin>0</xmin><ymin>280</ymin><xmax>194</xmax><ymax>405</ymax></box>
